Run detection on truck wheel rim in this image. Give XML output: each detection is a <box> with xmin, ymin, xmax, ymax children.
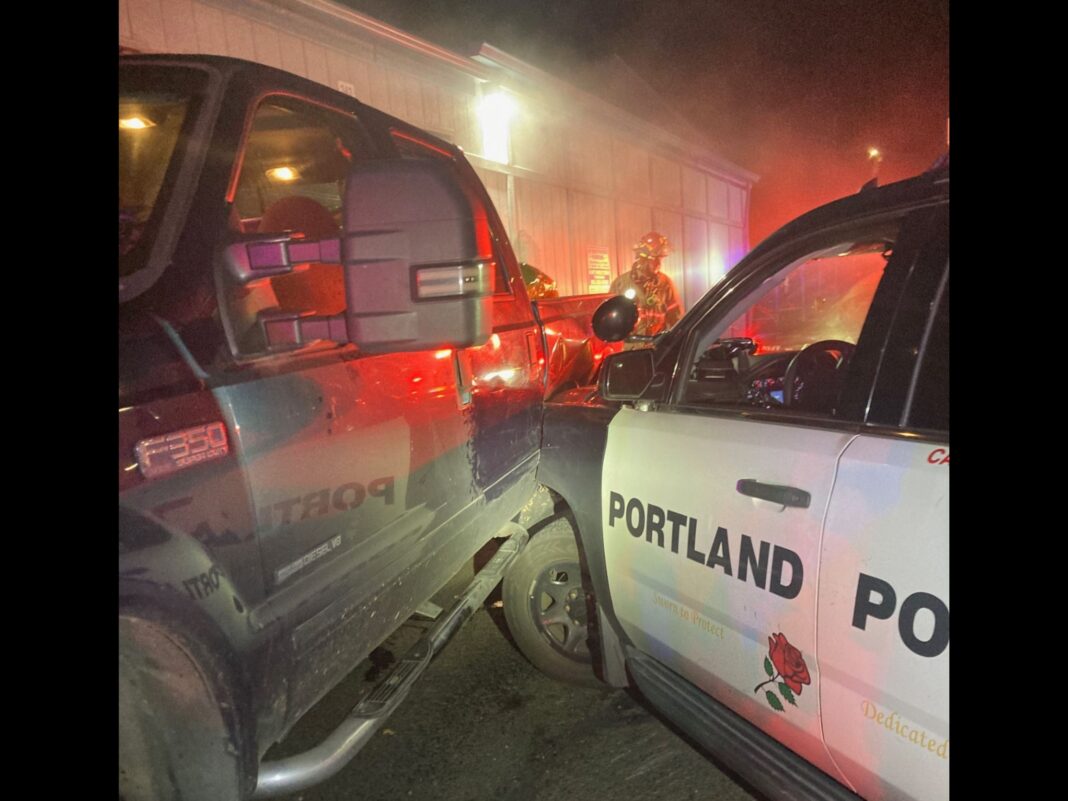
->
<box><xmin>528</xmin><ymin>560</ymin><xmax>591</xmax><ymax>662</ymax></box>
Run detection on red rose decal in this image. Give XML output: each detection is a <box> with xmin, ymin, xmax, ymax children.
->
<box><xmin>768</xmin><ymin>633</ymin><xmax>811</xmax><ymax>695</ymax></box>
<box><xmin>754</xmin><ymin>632</ymin><xmax>811</xmax><ymax>712</ymax></box>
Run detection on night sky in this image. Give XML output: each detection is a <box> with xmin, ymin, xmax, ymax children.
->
<box><xmin>340</xmin><ymin>0</ymin><xmax>948</xmax><ymax>245</ymax></box>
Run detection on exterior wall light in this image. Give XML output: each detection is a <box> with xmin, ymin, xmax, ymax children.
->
<box><xmin>477</xmin><ymin>90</ymin><xmax>517</xmax><ymax>165</ymax></box>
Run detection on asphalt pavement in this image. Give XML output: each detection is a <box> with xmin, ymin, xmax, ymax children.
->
<box><xmin>265</xmin><ymin>550</ymin><xmax>762</xmax><ymax>801</ymax></box>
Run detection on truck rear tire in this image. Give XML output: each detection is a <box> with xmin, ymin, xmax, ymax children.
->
<box><xmin>119</xmin><ymin>610</ymin><xmax>246</xmax><ymax>801</ymax></box>
<box><xmin>503</xmin><ymin>519</ymin><xmax>602</xmax><ymax>688</ymax></box>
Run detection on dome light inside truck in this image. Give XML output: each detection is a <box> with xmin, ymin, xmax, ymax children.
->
<box><xmin>266</xmin><ymin>166</ymin><xmax>300</xmax><ymax>182</ymax></box>
<box><xmin>119</xmin><ymin>116</ymin><xmax>155</xmax><ymax>129</ymax></box>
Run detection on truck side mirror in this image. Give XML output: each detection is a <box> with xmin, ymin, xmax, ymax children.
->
<box><xmin>592</xmin><ymin>296</ymin><xmax>639</xmax><ymax>342</ymax></box>
<box><xmin>341</xmin><ymin>158</ymin><xmax>493</xmax><ymax>354</ymax></box>
<box><xmin>224</xmin><ymin>159</ymin><xmax>494</xmax><ymax>355</ymax></box>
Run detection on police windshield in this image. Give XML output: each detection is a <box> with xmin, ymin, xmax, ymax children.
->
<box><xmin>722</xmin><ymin>241</ymin><xmax>891</xmax><ymax>354</ymax></box>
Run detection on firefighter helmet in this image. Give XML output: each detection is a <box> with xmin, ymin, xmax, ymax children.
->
<box><xmin>634</xmin><ymin>231</ymin><xmax>670</xmax><ymax>261</ymax></box>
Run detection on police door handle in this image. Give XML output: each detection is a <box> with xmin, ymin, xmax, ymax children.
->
<box><xmin>736</xmin><ymin>479</ymin><xmax>810</xmax><ymax>509</ymax></box>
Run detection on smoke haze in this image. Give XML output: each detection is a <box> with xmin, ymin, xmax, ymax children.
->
<box><xmin>342</xmin><ymin>0</ymin><xmax>948</xmax><ymax>245</ymax></box>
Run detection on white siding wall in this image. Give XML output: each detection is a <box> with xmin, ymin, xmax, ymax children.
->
<box><xmin>709</xmin><ymin>221</ymin><xmax>732</xmax><ymax>285</ymax></box>
<box><xmin>566</xmin><ymin>192</ymin><xmax>615</xmax><ymax>297</ymax></box>
<box><xmin>683</xmin><ymin>216</ymin><xmax>710</xmax><ymax>309</ymax></box>
<box><xmin>514</xmin><ymin>178</ymin><xmax>571</xmax><ymax>283</ymax></box>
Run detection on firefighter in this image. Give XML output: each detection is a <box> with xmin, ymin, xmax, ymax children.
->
<box><xmin>609</xmin><ymin>231</ymin><xmax>683</xmax><ymax>336</ymax></box>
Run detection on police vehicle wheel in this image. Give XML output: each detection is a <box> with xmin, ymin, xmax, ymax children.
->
<box><xmin>119</xmin><ymin>610</ymin><xmax>247</xmax><ymax>801</ymax></box>
<box><xmin>503</xmin><ymin>519</ymin><xmax>602</xmax><ymax>687</ymax></box>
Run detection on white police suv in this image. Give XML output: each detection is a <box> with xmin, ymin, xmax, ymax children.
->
<box><xmin>504</xmin><ymin>165</ymin><xmax>949</xmax><ymax>801</ymax></box>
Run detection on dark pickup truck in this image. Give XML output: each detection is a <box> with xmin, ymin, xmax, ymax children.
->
<box><xmin>118</xmin><ymin>54</ymin><xmax>614</xmax><ymax>801</ymax></box>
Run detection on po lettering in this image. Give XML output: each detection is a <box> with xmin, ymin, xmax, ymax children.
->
<box><xmin>852</xmin><ymin>573</ymin><xmax>949</xmax><ymax>658</ymax></box>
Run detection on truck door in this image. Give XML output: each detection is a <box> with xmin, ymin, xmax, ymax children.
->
<box><xmin>817</xmin><ymin>219</ymin><xmax>949</xmax><ymax>801</ymax></box>
<box><xmin>390</xmin><ymin>129</ymin><xmax>545</xmax><ymax>522</ymax></box>
<box><xmin>602</xmin><ymin>206</ymin><xmax>942</xmax><ymax>783</ymax></box>
<box><xmin>213</xmin><ymin>92</ymin><xmax>480</xmax><ymax>717</ymax></box>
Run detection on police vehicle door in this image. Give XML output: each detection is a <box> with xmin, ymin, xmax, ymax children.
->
<box><xmin>817</xmin><ymin>213</ymin><xmax>948</xmax><ymax>801</ymax></box>
<box><xmin>602</xmin><ymin>208</ymin><xmax>936</xmax><ymax>779</ymax></box>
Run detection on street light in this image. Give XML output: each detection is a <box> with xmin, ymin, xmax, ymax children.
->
<box><xmin>867</xmin><ymin>146</ymin><xmax>883</xmax><ymax>182</ymax></box>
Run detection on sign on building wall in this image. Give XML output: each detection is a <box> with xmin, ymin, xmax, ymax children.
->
<box><xmin>587</xmin><ymin>248</ymin><xmax>612</xmax><ymax>293</ymax></box>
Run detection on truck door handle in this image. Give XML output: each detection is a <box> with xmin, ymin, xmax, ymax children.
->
<box><xmin>736</xmin><ymin>479</ymin><xmax>810</xmax><ymax>509</ymax></box>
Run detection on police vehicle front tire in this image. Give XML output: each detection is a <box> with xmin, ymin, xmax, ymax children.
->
<box><xmin>119</xmin><ymin>610</ymin><xmax>247</xmax><ymax>801</ymax></box>
<box><xmin>503</xmin><ymin>519</ymin><xmax>602</xmax><ymax>688</ymax></box>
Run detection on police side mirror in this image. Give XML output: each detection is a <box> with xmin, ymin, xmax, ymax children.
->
<box><xmin>592</xmin><ymin>296</ymin><xmax>639</xmax><ymax>342</ymax></box>
<box><xmin>340</xmin><ymin>159</ymin><xmax>493</xmax><ymax>354</ymax></box>
<box><xmin>600</xmin><ymin>350</ymin><xmax>664</xmax><ymax>402</ymax></box>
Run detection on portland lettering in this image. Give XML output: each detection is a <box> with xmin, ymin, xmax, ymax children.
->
<box><xmin>608</xmin><ymin>491</ymin><xmax>803</xmax><ymax>599</ymax></box>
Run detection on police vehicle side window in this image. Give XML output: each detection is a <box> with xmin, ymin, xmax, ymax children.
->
<box><xmin>220</xmin><ymin>96</ymin><xmax>372</xmax><ymax>357</ymax></box>
<box><xmin>906</xmin><ymin>273</ymin><xmax>948</xmax><ymax>432</ymax></box>
<box><xmin>678</xmin><ymin>219</ymin><xmax>903</xmax><ymax>420</ymax></box>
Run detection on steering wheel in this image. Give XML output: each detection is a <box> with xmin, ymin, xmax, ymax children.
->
<box><xmin>782</xmin><ymin>339</ymin><xmax>856</xmax><ymax>411</ymax></box>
